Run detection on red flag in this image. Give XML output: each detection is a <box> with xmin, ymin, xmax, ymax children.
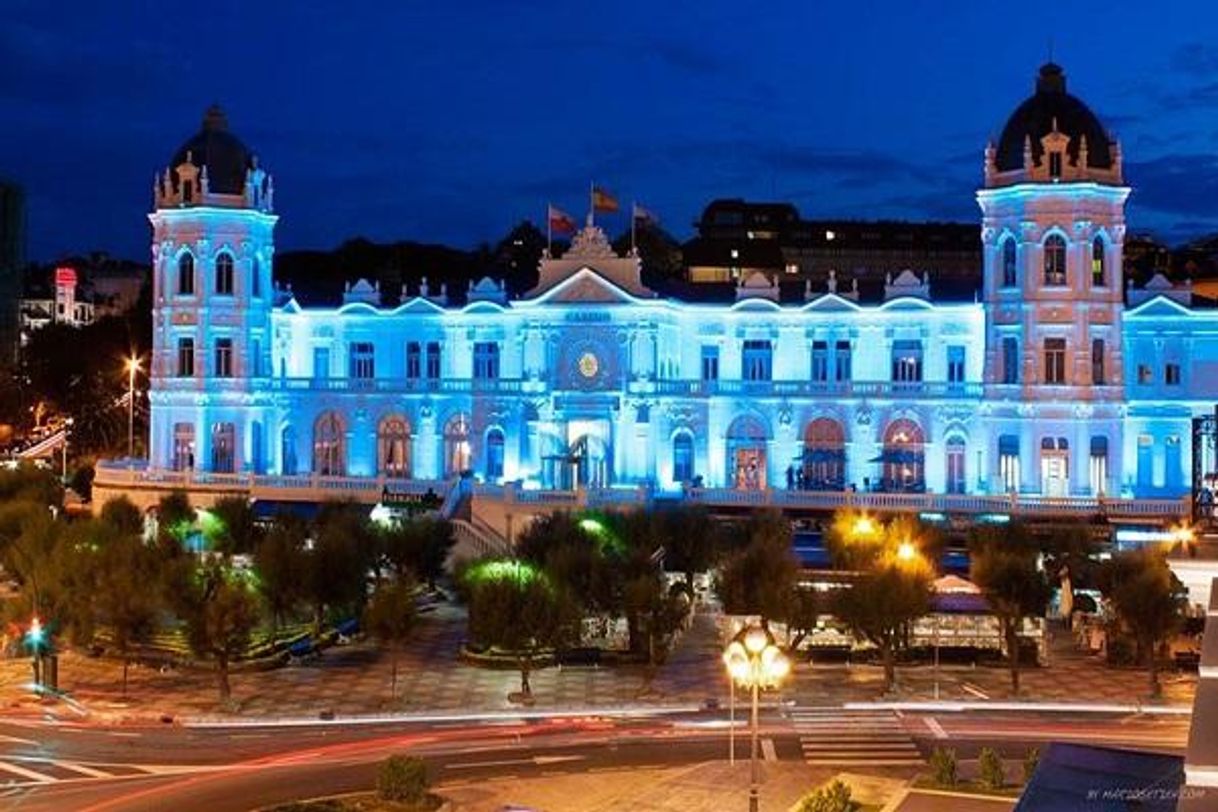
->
<box><xmin>548</xmin><ymin>204</ymin><xmax>577</xmax><ymax>234</ymax></box>
<box><xmin>592</xmin><ymin>186</ymin><xmax>619</xmax><ymax>213</ymax></box>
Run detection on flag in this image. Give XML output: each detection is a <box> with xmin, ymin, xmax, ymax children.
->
<box><xmin>548</xmin><ymin>204</ymin><xmax>577</xmax><ymax>234</ymax></box>
<box><xmin>592</xmin><ymin>186</ymin><xmax>619</xmax><ymax>213</ymax></box>
<box><xmin>632</xmin><ymin>203</ymin><xmax>658</xmax><ymax>225</ymax></box>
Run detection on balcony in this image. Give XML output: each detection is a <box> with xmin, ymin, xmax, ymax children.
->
<box><xmin>646</xmin><ymin>379</ymin><xmax>982</xmax><ymax>399</ymax></box>
<box><xmin>252</xmin><ymin>377</ymin><xmax>528</xmax><ymax>394</ymax></box>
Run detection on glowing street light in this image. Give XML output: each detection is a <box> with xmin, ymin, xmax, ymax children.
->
<box><xmin>852</xmin><ymin>515</ymin><xmax>876</xmax><ymax>538</ymax></box>
<box><xmin>125</xmin><ymin>355</ymin><xmax>141</xmax><ymax>460</ymax></box>
<box><xmin>723</xmin><ymin>624</ymin><xmax>790</xmax><ymax>812</ymax></box>
<box><xmin>896</xmin><ymin>540</ymin><xmax>918</xmax><ymax>562</ymax></box>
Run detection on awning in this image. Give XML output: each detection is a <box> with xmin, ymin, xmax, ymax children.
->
<box><xmin>868</xmin><ymin>450</ymin><xmax>924</xmax><ymax>465</ymax></box>
<box><xmin>799</xmin><ymin>448</ymin><xmax>846</xmax><ymax>463</ymax></box>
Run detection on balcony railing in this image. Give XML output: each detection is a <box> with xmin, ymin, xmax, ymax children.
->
<box><xmin>646</xmin><ymin>379</ymin><xmax>982</xmax><ymax>398</ymax></box>
<box><xmin>250</xmin><ymin>378</ymin><xmax>528</xmax><ymax>394</ymax></box>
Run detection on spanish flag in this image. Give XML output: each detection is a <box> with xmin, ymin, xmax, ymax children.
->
<box><xmin>592</xmin><ymin>186</ymin><xmax>619</xmax><ymax>213</ymax></box>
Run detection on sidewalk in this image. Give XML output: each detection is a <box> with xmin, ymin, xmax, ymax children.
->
<box><xmin>0</xmin><ymin>605</ymin><xmax>1196</xmax><ymax>723</ymax></box>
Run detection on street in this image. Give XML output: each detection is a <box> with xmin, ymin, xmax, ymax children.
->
<box><xmin>0</xmin><ymin>704</ymin><xmax>1192</xmax><ymax>811</ymax></box>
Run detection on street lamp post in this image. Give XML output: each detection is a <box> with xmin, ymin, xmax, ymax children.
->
<box><xmin>723</xmin><ymin>624</ymin><xmax>790</xmax><ymax>812</ymax></box>
<box><xmin>126</xmin><ymin>356</ymin><xmax>140</xmax><ymax>460</ymax></box>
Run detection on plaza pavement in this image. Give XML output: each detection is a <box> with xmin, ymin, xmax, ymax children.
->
<box><xmin>0</xmin><ymin>604</ymin><xmax>1196</xmax><ymax>722</ymax></box>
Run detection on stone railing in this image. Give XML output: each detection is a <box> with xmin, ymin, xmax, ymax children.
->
<box><xmin>646</xmin><ymin>379</ymin><xmax>982</xmax><ymax>399</ymax></box>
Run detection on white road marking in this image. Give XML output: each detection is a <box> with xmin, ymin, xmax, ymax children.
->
<box><xmin>47</xmin><ymin>760</ymin><xmax>111</xmax><ymax>779</ymax></box>
<box><xmin>446</xmin><ymin>754</ymin><xmax>585</xmax><ymax>770</ymax></box>
<box><xmin>961</xmin><ymin>683</ymin><xmax>989</xmax><ymax>699</ymax></box>
<box><xmin>0</xmin><ymin>761</ymin><xmax>54</xmax><ymax>783</ymax></box>
<box><xmin>925</xmin><ymin>717</ymin><xmax>948</xmax><ymax>739</ymax></box>
<box><xmin>761</xmin><ymin>738</ymin><xmax>777</xmax><ymax>762</ymax></box>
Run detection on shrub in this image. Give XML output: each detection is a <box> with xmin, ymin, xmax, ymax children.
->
<box><xmin>1023</xmin><ymin>747</ymin><xmax>1040</xmax><ymax>784</ymax></box>
<box><xmin>797</xmin><ymin>779</ymin><xmax>853</xmax><ymax>812</ymax></box>
<box><xmin>929</xmin><ymin>747</ymin><xmax>957</xmax><ymax>787</ymax></box>
<box><xmin>377</xmin><ymin>755</ymin><xmax>429</xmax><ymax>803</ymax></box>
<box><xmin>978</xmin><ymin>747</ymin><xmax>1005</xmax><ymax>790</ymax></box>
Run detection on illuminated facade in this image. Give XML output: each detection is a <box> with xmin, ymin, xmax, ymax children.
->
<box><xmin>140</xmin><ymin>68</ymin><xmax>1218</xmax><ymax>503</ymax></box>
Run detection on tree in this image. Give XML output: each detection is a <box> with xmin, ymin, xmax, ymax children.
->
<box><xmin>99</xmin><ymin>496</ymin><xmax>144</xmax><ymax>537</ymax></box>
<box><xmin>659</xmin><ymin>504</ymin><xmax>720</xmax><ymax>595</ymax></box>
<box><xmin>1098</xmin><ymin>548</ymin><xmax>1187</xmax><ymax>697</ymax></box>
<box><xmin>154</xmin><ymin>490</ymin><xmax>195</xmax><ymax>554</ymax></box>
<box><xmin>714</xmin><ymin>509</ymin><xmax>797</xmax><ymax>625</ymax></box>
<box><xmin>303</xmin><ymin>502</ymin><xmax>374</xmax><ymax>632</ymax></box>
<box><xmin>91</xmin><ymin>529</ymin><xmax>161</xmax><ymax>695</ymax></box>
<box><xmin>825</xmin><ymin>512</ymin><xmax>933</xmax><ymax>694</ymax></box>
<box><xmin>364</xmin><ymin>579</ymin><xmax>417</xmax><ymax>698</ymax></box>
<box><xmin>253</xmin><ymin>514</ymin><xmax>308</xmax><ymax>629</ymax></box>
<box><xmin>171</xmin><ymin>559</ymin><xmax>262</xmax><ymax>702</ymax></box>
<box><xmin>377</xmin><ymin>516</ymin><xmax>454</xmax><ymax>590</ymax></box>
<box><xmin>464</xmin><ymin>560</ymin><xmax>577</xmax><ymax>699</ymax></box>
<box><xmin>206</xmin><ymin>497</ymin><xmax>260</xmax><ymax>555</ymax></box>
<box><xmin>969</xmin><ymin>523</ymin><xmax>1051</xmax><ymax>694</ymax></box>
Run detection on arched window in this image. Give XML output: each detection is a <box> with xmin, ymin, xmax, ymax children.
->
<box><xmin>281</xmin><ymin>425</ymin><xmax>297</xmax><ymax>476</ymax></box>
<box><xmin>215</xmin><ymin>252</ymin><xmax>234</xmax><ymax>295</ymax></box>
<box><xmin>672</xmin><ymin>431</ymin><xmax>694</xmax><ymax>484</ymax></box>
<box><xmin>177</xmin><ymin>252</ymin><xmax>195</xmax><ymax>296</ymax></box>
<box><xmin>726</xmin><ymin>415</ymin><xmax>769</xmax><ymax>490</ymax></box>
<box><xmin>1091</xmin><ymin>236</ymin><xmax>1106</xmax><ymax>286</ymax></box>
<box><xmin>251</xmin><ymin>256</ymin><xmax>262</xmax><ymax>298</ymax></box>
<box><xmin>1001</xmin><ymin>237</ymin><xmax>1017</xmax><ymax>288</ymax></box>
<box><xmin>377</xmin><ymin>416</ymin><xmax>411</xmax><ymax>478</ymax></box>
<box><xmin>485</xmin><ymin>428</ymin><xmax>505</xmax><ymax>482</ymax></box>
<box><xmin>313</xmin><ymin>412</ymin><xmax>346</xmax><ymax>476</ymax></box>
<box><xmin>1043</xmin><ymin>234</ymin><xmax>1067</xmax><ymax>286</ymax></box>
<box><xmin>881</xmin><ymin>418</ymin><xmax>924</xmax><ymax>492</ymax></box>
<box><xmin>443</xmin><ymin>414</ymin><xmax>471</xmax><ymax>477</ymax></box>
<box><xmin>802</xmin><ymin>418</ymin><xmax>845</xmax><ymax>490</ymax></box>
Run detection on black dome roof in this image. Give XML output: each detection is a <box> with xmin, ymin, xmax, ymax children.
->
<box><xmin>995</xmin><ymin>63</ymin><xmax>1112</xmax><ymax>172</ymax></box>
<box><xmin>170</xmin><ymin>105</ymin><xmax>256</xmax><ymax>195</ymax></box>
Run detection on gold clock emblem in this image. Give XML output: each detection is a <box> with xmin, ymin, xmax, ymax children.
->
<box><xmin>578</xmin><ymin>352</ymin><xmax>599</xmax><ymax>378</ymax></box>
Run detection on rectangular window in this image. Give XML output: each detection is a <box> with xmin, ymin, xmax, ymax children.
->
<box><xmin>406</xmin><ymin>342</ymin><xmax>421</xmax><ymax>379</ymax></box>
<box><xmin>1001</xmin><ymin>337</ymin><xmax>1019</xmax><ymax>384</ymax></box>
<box><xmin>1165</xmin><ymin>363</ymin><xmax>1181</xmax><ymax>386</ymax></box>
<box><xmin>172</xmin><ymin>423</ymin><xmax>195</xmax><ymax>471</ymax></box>
<box><xmin>473</xmin><ymin>341</ymin><xmax>500</xmax><ymax>380</ymax></box>
<box><xmin>1049</xmin><ymin>151</ymin><xmax>1062</xmax><ymax>178</ymax></box>
<box><xmin>349</xmin><ymin>341</ymin><xmax>375</xmax><ymax>379</ymax></box>
<box><xmin>999</xmin><ymin>435</ymin><xmax>1020</xmax><ymax>492</ymax></box>
<box><xmin>1044</xmin><ymin>338</ymin><xmax>1066</xmax><ymax>384</ymax></box>
<box><xmin>1137</xmin><ymin>364</ymin><xmax>1153</xmax><ymax>385</ymax></box>
<box><xmin>1089</xmin><ymin>436</ymin><xmax>1108</xmax><ymax>496</ymax></box>
<box><xmin>1091</xmin><ymin>338</ymin><xmax>1105</xmax><ymax>385</ymax></box>
<box><xmin>834</xmin><ymin>340</ymin><xmax>852</xmax><ymax>381</ymax></box>
<box><xmin>250</xmin><ymin>338</ymin><xmax>261</xmax><ymax>378</ymax></box>
<box><xmin>177</xmin><ymin>337</ymin><xmax>194</xmax><ymax>377</ymax></box>
<box><xmin>1136</xmin><ymin>434</ymin><xmax>1153</xmax><ymax>489</ymax></box>
<box><xmin>947</xmin><ymin>346</ymin><xmax>965</xmax><ymax>383</ymax></box>
<box><xmin>312</xmin><ymin>346</ymin><xmax>330</xmax><ymax>379</ymax></box>
<box><xmin>811</xmin><ymin>340</ymin><xmax>828</xmax><ymax>382</ymax></box>
<box><xmin>215</xmin><ymin>338</ymin><xmax>233</xmax><ymax>378</ymax></box>
<box><xmin>426</xmin><ymin>341</ymin><xmax>441</xmax><ymax>379</ymax></box>
<box><xmin>891</xmin><ymin>339</ymin><xmax>923</xmax><ymax>382</ymax></box>
<box><xmin>742</xmin><ymin>339</ymin><xmax>772</xmax><ymax>382</ymax></box>
<box><xmin>701</xmin><ymin>346</ymin><xmax>720</xmax><ymax>381</ymax></box>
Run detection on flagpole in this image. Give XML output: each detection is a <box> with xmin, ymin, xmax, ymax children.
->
<box><xmin>588</xmin><ymin>181</ymin><xmax>595</xmax><ymax>228</ymax></box>
<box><xmin>630</xmin><ymin>201</ymin><xmax>637</xmax><ymax>256</ymax></box>
<box><xmin>546</xmin><ymin>203</ymin><xmax>552</xmax><ymax>257</ymax></box>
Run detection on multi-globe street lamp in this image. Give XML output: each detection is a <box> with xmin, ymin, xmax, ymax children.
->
<box><xmin>723</xmin><ymin>624</ymin><xmax>790</xmax><ymax>812</ymax></box>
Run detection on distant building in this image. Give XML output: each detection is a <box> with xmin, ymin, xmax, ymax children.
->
<box><xmin>0</xmin><ymin>181</ymin><xmax>25</xmax><ymax>365</ymax></box>
<box><xmin>684</xmin><ymin>199</ymin><xmax>980</xmax><ymax>284</ymax></box>
<box><xmin>18</xmin><ymin>267</ymin><xmax>94</xmax><ymax>347</ymax></box>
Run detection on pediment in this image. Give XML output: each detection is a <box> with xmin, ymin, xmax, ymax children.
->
<box><xmin>1125</xmin><ymin>296</ymin><xmax>1196</xmax><ymax>318</ymax></box>
<box><xmin>535</xmin><ymin>268</ymin><xmax>638</xmax><ymax>305</ymax></box>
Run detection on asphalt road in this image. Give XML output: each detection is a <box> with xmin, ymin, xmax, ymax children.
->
<box><xmin>0</xmin><ymin>707</ymin><xmax>1192</xmax><ymax>812</ymax></box>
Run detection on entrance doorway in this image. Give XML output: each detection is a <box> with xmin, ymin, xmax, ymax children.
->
<box><xmin>1041</xmin><ymin>437</ymin><xmax>1070</xmax><ymax>497</ymax></box>
<box><xmin>726</xmin><ymin>415</ymin><xmax>768</xmax><ymax>490</ymax></box>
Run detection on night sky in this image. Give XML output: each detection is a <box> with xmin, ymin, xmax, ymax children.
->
<box><xmin>4</xmin><ymin>0</ymin><xmax>1218</xmax><ymax>262</ymax></box>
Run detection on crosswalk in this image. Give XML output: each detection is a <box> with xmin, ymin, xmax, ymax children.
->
<box><xmin>0</xmin><ymin>757</ymin><xmax>156</xmax><ymax>788</ymax></box>
<box><xmin>789</xmin><ymin>708</ymin><xmax>924</xmax><ymax>766</ymax></box>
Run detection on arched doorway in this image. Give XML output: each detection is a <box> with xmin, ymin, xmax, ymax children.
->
<box><xmin>727</xmin><ymin>415</ymin><xmax>768</xmax><ymax>490</ymax></box>
<box><xmin>881</xmin><ymin>418</ymin><xmax>924</xmax><ymax>492</ymax></box>
<box><xmin>672</xmin><ymin>431</ymin><xmax>694</xmax><ymax>484</ymax></box>
<box><xmin>377</xmin><ymin>416</ymin><xmax>411</xmax><ymax>478</ymax></box>
<box><xmin>313</xmin><ymin>412</ymin><xmax>346</xmax><ymax>476</ymax></box>
<box><xmin>485</xmin><ymin>428</ymin><xmax>505</xmax><ymax>482</ymax></box>
<box><xmin>945</xmin><ymin>436</ymin><xmax>966</xmax><ymax>494</ymax></box>
<box><xmin>802</xmin><ymin>418</ymin><xmax>845</xmax><ymax>490</ymax></box>
<box><xmin>443</xmin><ymin>413</ymin><xmax>472</xmax><ymax>478</ymax></box>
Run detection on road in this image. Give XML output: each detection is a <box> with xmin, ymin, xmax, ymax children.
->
<box><xmin>0</xmin><ymin>706</ymin><xmax>1192</xmax><ymax>811</ymax></box>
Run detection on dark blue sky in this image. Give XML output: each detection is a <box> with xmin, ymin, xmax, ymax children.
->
<box><xmin>4</xmin><ymin>0</ymin><xmax>1217</xmax><ymax>262</ymax></box>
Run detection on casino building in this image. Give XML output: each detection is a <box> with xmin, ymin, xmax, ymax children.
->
<box><xmin>94</xmin><ymin>64</ymin><xmax>1218</xmax><ymax>529</ymax></box>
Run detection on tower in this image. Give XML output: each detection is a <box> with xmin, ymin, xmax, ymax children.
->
<box><xmin>978</xmin><ymin>63</ymin><xmax>1129</xmax><ymax>497</ymax></box>
<box><xmin>148</xmin><ymin>105</ymin><xmax>277</xmax><ymax>474</ymax></box>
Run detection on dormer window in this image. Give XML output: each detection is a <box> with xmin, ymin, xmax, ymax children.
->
<box><xmin>1048</xmin><ymin>151</ymin><xmax>1063</xmax><ymax>178</ymax></box>
<box><xmin>1043</xmin><ymin>234</ymin><xmax>1067</xmax><ymax>286</ymax></box>
<box><xmin>182</xmin><ymin>180</ymin><xmax>193</xmax><ymax>203</ymax></box>
<box><xmin>177</xmin><ymin>252</ymin><xmax>195</xmax><ymax>296</ymax></box>
<box><xmin>1091</xmin><ymin>236</ymin><xmax>1106</xmax><ymax>286</ymax></box>
<box><xmin>215</xmin><ymin>252</ymin><xmax>234</xmax><ymax>295</ymax></box>
<box><xmin>1001</xmin><ymin>237</ymin><xmax>1017</xmax><ymax>287</ymax></box>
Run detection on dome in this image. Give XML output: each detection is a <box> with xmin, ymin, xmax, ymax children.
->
<box><xmin>994</xmin><ymin>63</ymin><xmax>1112</xmax><ymax>173</ymax></box>
<box><xmin>169</xmin><ymin>105</ymin><xmax>257</xmax><ymax>195</ymax></box>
